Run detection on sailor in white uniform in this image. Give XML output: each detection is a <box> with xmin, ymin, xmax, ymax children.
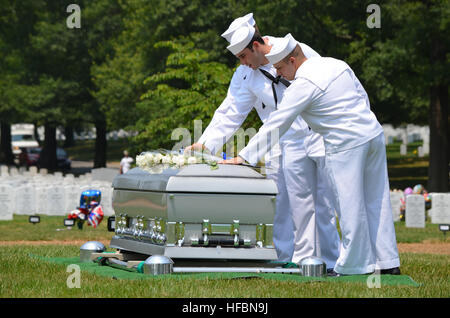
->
<box><xmin>224</xmin><ymin>33</ymin><xmax>400</xmax><ymax>275</ymax></box>
<box><xmin>188</xmin><ymin>16</ymin><xmax>340</xmax><ymax>268</ymax></box>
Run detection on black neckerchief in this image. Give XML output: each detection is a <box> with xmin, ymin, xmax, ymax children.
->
<box><xmin>259</xmin><ymin>69</ymin><xmax>291</xmax><ymax>109</ymax></box>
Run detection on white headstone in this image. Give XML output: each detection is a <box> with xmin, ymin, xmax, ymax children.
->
<box><xmin>64</xmin><ymin>174</ymin><xmax>75</xmax><ymax>183</ymax></box>
<box><xmin>0</xmin><ymin>184</ymin><xmax>14</xmax><ymax>220</ymax></box>
<box><xmin>401</xmin><ymin>130</ymin><xmax>407</xmax><ymax>145</ymax></box>
<box><xmin>1</xmin><ymin>165</ymin><xmax>9</xmax><ymax>176</ymax></box>
<box><xmin>10</xmin><ymin>167</ymin><xmax>19</xmax><ymax>176</ymax></box>
<box><xmin>22</xmin><ymin>171</ymin><xmax>32</xmax><ymax>177</ymax></box>
<box><xmin>422</xmin><ymin>141</ymin><xmax>429</xmax><ymax>156</ymax></box>
<box><xmin>79</xmin><ymin>183</ymin><xmax>93</xmax><ymax>195</ymax></box>
<box><xmin>47</xmin><ymin>186</ymin><xmax>66</xmax><ymax>215</ymax></box>
<box><xmin>29</xmin><ymin>166</ymin><xmax>38</xmax><ymax>176</ymax></box>
<box><xmin>405</xmin><ymin>194</ymin><xmax>425</xmax><ymax>228</ymax></box>
<box><xmin>417</xmin><ymin>146</ymin><xmax>424</xmax><ymax>158</ymax></box>
<box><xmin>99</xmin><ymin>185</ymin><xmax>114</xmax><ymax>216</ymax></box>
<box><xmin>400</xmin><ymin>144</ymin><xmax>407</xmax><ymax>156</ymax></box>
<box><xmin>390</xmin><ymin>191</ymin><xmax>403</xmax><ymax>222</ymax></box>
<box><xmin>15</xmin><ymin>185</ymin><xmax>36</xmax><ymax>215</ymax></box>
<box><xmin>387</xmin><ymin>136</ymin><xmax>394</xmax><ymax>144</ymax></box>
<box><xmin>430</xmin><ymin>193</ymin><xmax>450</xmax><ymax>224</ymax></box>
<box><xmin>35</xmin><ymin>186</ymin><xmax>49</xmax><ymax>214</ymax></box>
<box><xmin>18</xmin><ymin>166</ymin><xmax>27</xmax><ymax>175</ymax></box>
<box><xmin>54</xmin><ymin>172</ymin><xmax>63</xmax><ymax>179</ymax></box>
<box><xmin>39</xmin><ymin>168</ymin><xmax>48</xmax><ymax>175</ymax></box>
<box><xmin>64</xmin><ymin>184</ymin><xmax>81</xmax><ymax>213</ymax></box>
<box><xmin>421</xmin><ymin>127</ymin><xmax>430</xmax><ymax>155</ymax></box>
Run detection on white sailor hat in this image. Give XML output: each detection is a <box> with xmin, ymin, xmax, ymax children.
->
<box><xmin>266</xmin><ymin>33</ymin><xmax>298</xmax><ymax>65</ymax></box>
<box><xmin>226</xmin><ymin>23</ymin><xmax>256</xmax><ymax>55</ymax></box>
<box><xmin>221</xmin><ymin>13</ymin><xmax>256</xmax><ymax>42</ymax></box>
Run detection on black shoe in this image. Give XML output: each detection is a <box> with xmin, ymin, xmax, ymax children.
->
<box><xmin>327</xmin><ymin>268</ymin><xmax>341</xmax><ymax>277</ymax></box>
<box><xmin>379</xmin><ymin>267</ymin><xmax>401</xmax><ymax>275</ymax></box>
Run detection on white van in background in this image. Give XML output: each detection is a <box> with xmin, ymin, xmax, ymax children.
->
<box><xmin>11</xmin><ymin>123</ymin><xmax>39</xmax><ymax>157</ymax></box>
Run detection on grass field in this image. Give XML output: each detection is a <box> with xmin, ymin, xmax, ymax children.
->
<box><xmin>0</xmin><ymin>215</ymin><xmax>449</xmax><ymax>299</ymax></box>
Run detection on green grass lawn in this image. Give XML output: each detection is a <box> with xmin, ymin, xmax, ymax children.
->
<box><xmin>0</xmin><ymin>244</ymin><xmax>448</xmax><ymax>298</ymax></box>
<box><xmin>0</xmin><ymin>216</ymin><xmax>448</xmax><ymax>298</ymax></box>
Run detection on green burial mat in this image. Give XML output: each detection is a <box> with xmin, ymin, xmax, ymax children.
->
<box><xmin>32</xmin><ymin>255</ymin><xmax>420</xmax><ymax>287</ymax></box>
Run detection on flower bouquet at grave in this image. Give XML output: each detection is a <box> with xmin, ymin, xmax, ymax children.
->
<box><xmin>136</xmin><ymin>148</ymin><xmax>221</xmax><ymax>173</ymax></box>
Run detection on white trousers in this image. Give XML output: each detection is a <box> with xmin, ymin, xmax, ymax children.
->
<box><xmin>266</xmin><ymin>136</ymin><xmax>341</xmax><ymax>267</ymax></box>
<box><xmin>325</xmin><ymin>133</ymin><xmax>400</xmax><ymax>274</ymax></box>
<box><xmin>266</xmin><ymin>157</ymin><xmax>294</xmax><ymax>262</ymax></box>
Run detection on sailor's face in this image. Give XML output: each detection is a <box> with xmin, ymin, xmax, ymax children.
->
<box><xmin>274</xmin><ymin>58</ymin><xmax>296</xmax><ymax>81</ymax></box>
<box><xmin>236</xmin><ymin>46</ymin><xmax>264</xmax><ymax>70</ymax></box>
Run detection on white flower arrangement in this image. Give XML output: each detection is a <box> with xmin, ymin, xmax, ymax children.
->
<box><xmin>136</xmin><ymin>149</ymin><xmax>220</xmax><ymax>173</ymax></box>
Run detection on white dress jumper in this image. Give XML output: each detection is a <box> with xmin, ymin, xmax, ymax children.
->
<box><xmin>239</xmin><ymin>57</ymin><xmax>400</xmax><ymax>274</ymax></box>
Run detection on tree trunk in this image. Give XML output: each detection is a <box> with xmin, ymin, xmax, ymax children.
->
<box><xmin>0</xmin><ymin>122</ymin><xmax>15</xmax><ymax>165</ymax></box>
<box><xmin>427</xmin><ymin>29</ymin><xmax>449</xmax><ymax>192</ymax></box>
<box><xmin>94</xmin><ymin>120</ymin><xmax>107</xmax><ymax>168</ymax></box>
<box><xmin>37</xmin><ymin>123</ymin><xmax>58</xmax><ymax>171</ymax></box>
<box><xmin>64</xmin><ymin>126</ymin><xmax>75</xmax><ymax>148</ymax></box>
<box><xmin>427</xmin><ymin>84</ymin><xmax>449</xmax><ymax>192</ymax></box>
<box><xmin>34</xmin><ymin>124</ymin><xmax>41</xmax><ymax>145</ymax></box>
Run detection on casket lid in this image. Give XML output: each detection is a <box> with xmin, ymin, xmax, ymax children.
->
<box><xmin>112</xmin><ymin>164</ymin><xmax>277</xmax><ymax>194</ymax></box>
<box><xmin>112</xmin><ymin>166</ymin><xmax>180</xmax><ymax>191</ymax></box>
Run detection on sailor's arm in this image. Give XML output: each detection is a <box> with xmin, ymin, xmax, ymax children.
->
<box><xmin>223</xmin><ymin>79</ymin><xmax>319</xmax><ymax>166</ymax></box>
<box><xmin>189</xmin><ymin>67</ymin><xmax>257</xmax><ymax>155</ymax></box>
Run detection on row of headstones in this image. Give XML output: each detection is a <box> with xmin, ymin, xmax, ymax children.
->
<box><xmin>2</xmin><ymin>165</ymin><xmax>119</xmax><ymax>184</ymax></box>
<box><xmin>32</xmin><ymin>126</ymin><xmax>134</xmax><ymax>141</ymax></box>
<box><xmin>0</xmin><ymin>169</ymin><xmax>114</xmax><ymax>220</ymax></box>
<box><xmin>2</xmin><ymin>165</ymin><xmax>50</xmax><ymax>177</ymax></box>
<box><xmin>0</xmin><ymin>166</ymin><xmax>92</xmax><ymax>186</ymax></box>
<box><xmin>390</xmin><ymin>191</ymin><xmax>450</xmax><ymax>227</ymax></box>
<box><xmin>383</xmin><ymin>124</ymin><xmax>429</xmax><ymax>157</ymax></box>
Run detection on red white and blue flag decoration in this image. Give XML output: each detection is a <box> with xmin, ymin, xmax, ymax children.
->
<box><xmin>88</xmin><ymin>205</ymin><xmax>104</xmax><ymax>228</ymax></box>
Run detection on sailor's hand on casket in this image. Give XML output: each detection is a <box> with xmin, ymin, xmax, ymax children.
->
<box><xmin>219</xmin><ymin>156</ymin><xmax>245</xmax><ymax>165</ymax></box>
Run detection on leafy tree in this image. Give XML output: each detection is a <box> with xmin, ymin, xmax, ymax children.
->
<box><xmin>23</xmin><ymin>0</ymin><xmax>123</xmax><ymax>169</ymax></box>
<box><xmin>135</xmin><ymin>37</ymin><xmax>235</xmax><ymax>152</ymax></box>
<box><xmin>348</xmin><ymin>0</ymin><xmax>449</xmax><ymax>191</ymax></box>
<box><xmin>91</xmin><ymin>0</ymin><xmax>251</xmax><ymax>155</ymax></box>
<box><xmin>0</xmin><ymin>0</ymin><xmax>45</xmax><ymax>164</ymax></box>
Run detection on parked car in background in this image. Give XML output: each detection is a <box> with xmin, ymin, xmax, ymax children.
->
<box><xmin>18</xmin><ymin>147</ymin><xmax>41</xmax><ymax>167</ymax></box>
<box><xmin>57</xmin><ymin>147</ymin><xmax>71</xmax><ymax>170</ymax></box>
<box><xmin>18</xmin><ymin>147</ymin><xmax>72</xmax><ymax>170</ymax></box>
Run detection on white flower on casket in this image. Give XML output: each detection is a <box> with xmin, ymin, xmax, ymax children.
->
<box><xmin>153</xmin><ymin>153</ymin><xmax>163</xmax><ymax>164</ymax></box>
<box><xmin>173</xmin><ymin>155</ymin><xmax>187</xmax><ymax>167</ymax></box>
<box><xmin>136</xmin><ymin>154</ymin><xmax>146</xmax><ymax>167</ymax></box>
<box><xmin>161</xmin><ymin>155</ymin><xmax>172</xmax><ymax>165</ymax></box>
<box><xmin>187</xmin><ymin>156</ymin><xmax>197</xmax><ymax>165</ymax></box>
<box><xmin>143</xmin><ymin>152</ymin><xmax>154</xmax><ymax>166</ymax></box>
